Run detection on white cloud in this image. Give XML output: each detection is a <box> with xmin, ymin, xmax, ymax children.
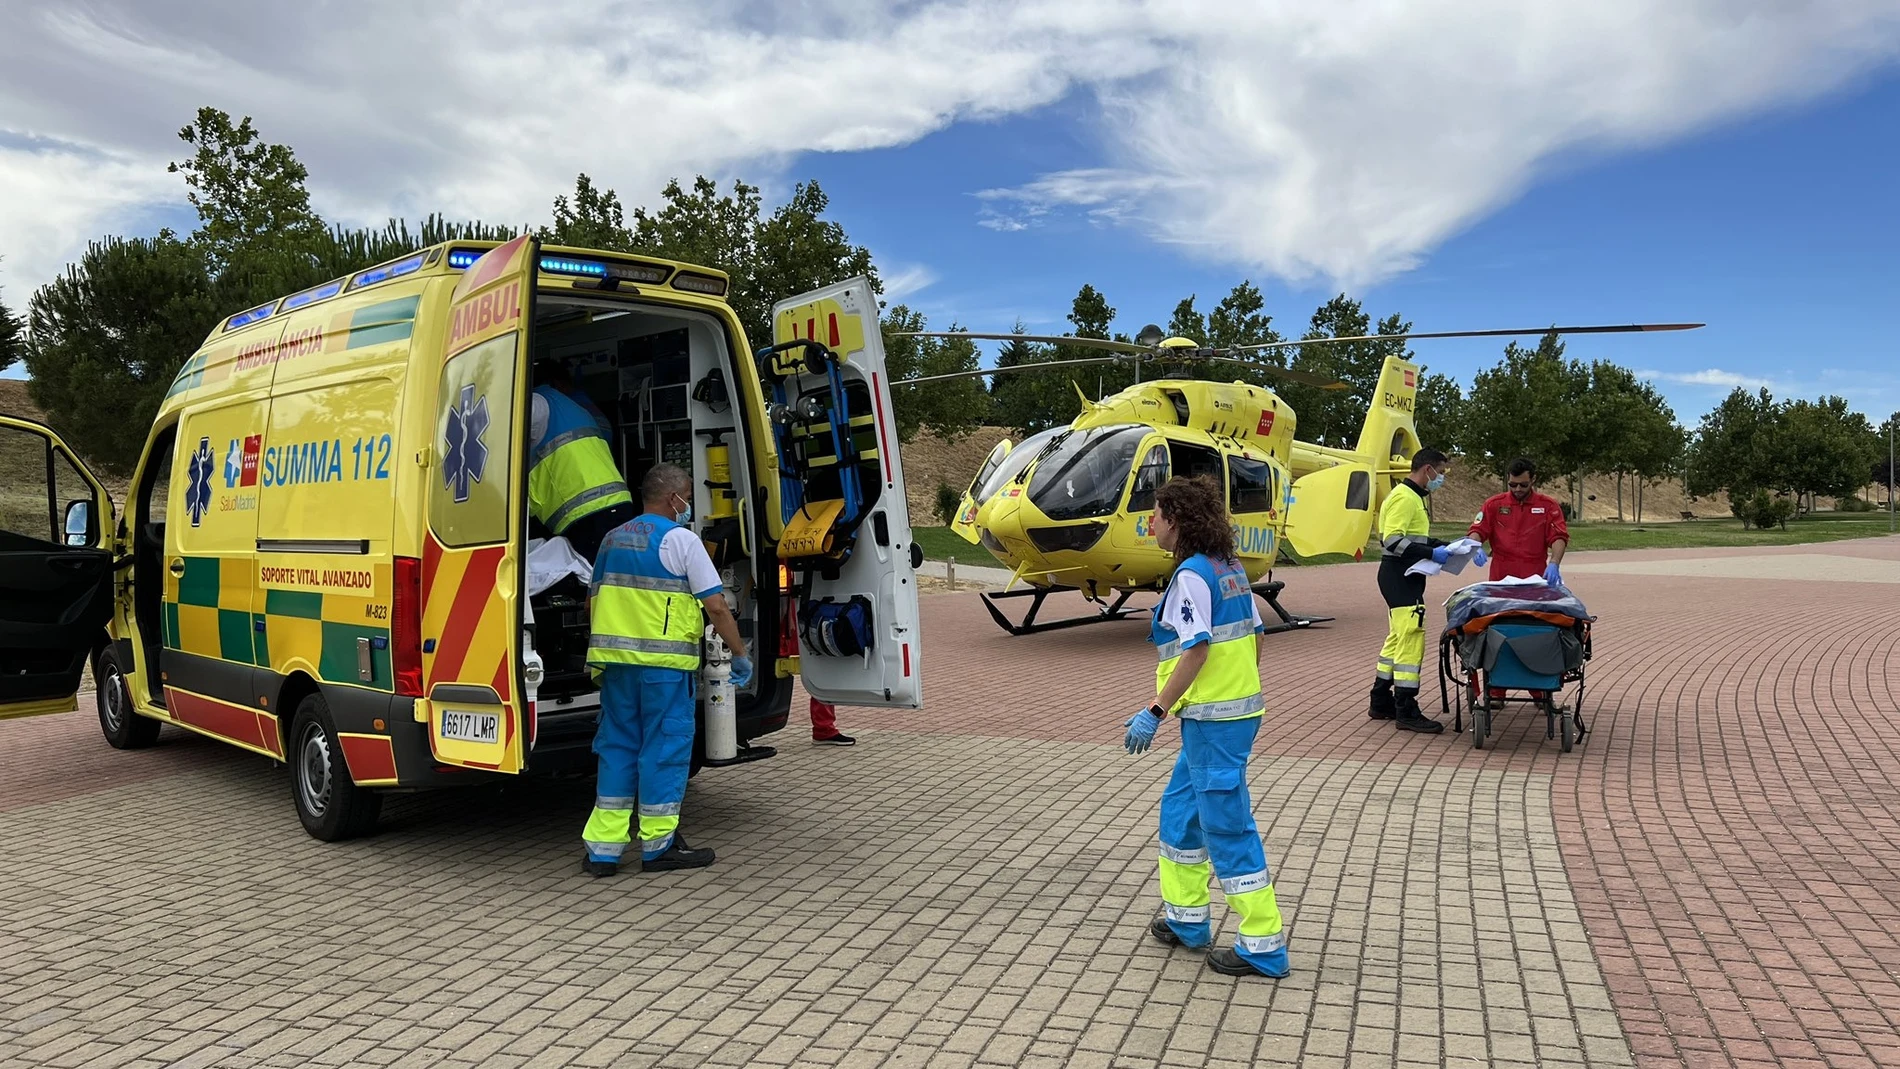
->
<box><xmin>1</xmin><ymin>1</ymin><xmax>1898</xmax><ymax>298</ymax></box>
<box><xmin>1639</xmin><ymin>368</ymin><xmax>1776</xmax><ymax>390</ymax></box>
<box><xmin>878</xmin><ymin>261</ymin><xmax>940</xmax><ymax>303</ymax></box>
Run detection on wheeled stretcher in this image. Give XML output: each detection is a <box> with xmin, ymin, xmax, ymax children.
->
<box><xmin>1435</xmin><ymin>581</ymin><xmax>1596</xmax><ymax>752</ymax></box>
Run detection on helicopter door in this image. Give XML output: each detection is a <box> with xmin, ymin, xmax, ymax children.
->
<box><xmin>0</xmin><ymin>416</ymin><xmax>116</xmax><ymax>719</ymax></box>
<box><xmin>1284</xmin><ymin>462</ymin><xmax>1376</xmax><ymax>558</ymax></box>
<box><xmin>769</xmin><ymin>279</ymin><xmax>922</xmax><ymax>709</ymax></box>
<box><xmin>950</xmin><ymin>439</ymin><xmax>1010</xmax><ymax>544</ymax></box>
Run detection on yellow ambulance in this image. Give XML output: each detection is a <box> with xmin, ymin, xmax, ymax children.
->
<box><xmin>1</xmin><ymin>236</ymin><xmax>923</xmax><ymax>839</ymax></box>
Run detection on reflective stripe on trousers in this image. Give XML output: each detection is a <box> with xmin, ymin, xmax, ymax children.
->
<box><xmin>1153</xmin><ymin>716</ymin><xmax>1290</xmax><ymax>976</ymax></box>
<box><xmin>1377</xmin><ymin>605</ymin><xmax>1426</xmax><ymax>689</ymax></box>
<box><xmin>581</xmin><ymin>665</ymin><xmax>696</xmax><ymax>863</ymax></box>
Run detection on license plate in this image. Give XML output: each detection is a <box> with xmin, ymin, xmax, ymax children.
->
<box><xmin>440</xmin><ymin>710</ymin><xmax>500</xmax><ymax>744</ymax></box>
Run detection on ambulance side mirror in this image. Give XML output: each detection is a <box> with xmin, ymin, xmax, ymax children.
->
<box><xmin>64</xmin><ymin>500</ymin><xmax>95</xmax><ymax>548</ymax></box>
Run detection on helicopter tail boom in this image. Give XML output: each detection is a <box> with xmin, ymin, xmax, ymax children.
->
<box><xmin>1354</xmin><ymin>355</ymin><xmax>1426</xmax><ymax>482</ymax></box>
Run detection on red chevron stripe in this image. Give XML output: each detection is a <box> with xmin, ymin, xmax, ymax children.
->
<box><xmin>431</xmin><ymin>545</ymin><xmax>502</xmax><ymax>683</ymax></box>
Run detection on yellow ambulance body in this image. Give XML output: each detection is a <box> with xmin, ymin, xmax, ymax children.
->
<box><xmin>1</xmin><ymin>237</ymin><xmax>923</xmax><ymax>840</ymax></box>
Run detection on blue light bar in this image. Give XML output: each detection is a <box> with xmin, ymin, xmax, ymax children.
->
<box><xmin>225</xmin><ymin>302</ymin><xmax>275</xmax><ymax>331</ymax></box>
<box><xmin>281</xmin><ymin>279</ymin><xmax>345</xmax><ymax>312</ymax></box>
<box><xmin>538</xmin><ymin>255</ymin><xmax>608</xmax><ymax>277</ymax></box>
<box><xmin>351</xmin><ymin>252</ymin><xmax>427</xmax><ymax>290</ymax></box>
<box><xmin>447</xmin><ymin>249</ymin><xmax>482</xmax><ymax>269</ymax></box>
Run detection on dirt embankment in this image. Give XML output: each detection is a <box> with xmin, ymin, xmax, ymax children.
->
<box><xmin>897</xmin><ymin>422</ymin><xmax>1736</xmax><ymax>525</ymax></box>
<box><xmin>0</xmin><ymin>380</ymin><xmax>135</xmax><ymax>505</ymax></box>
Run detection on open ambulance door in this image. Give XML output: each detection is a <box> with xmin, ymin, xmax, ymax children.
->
<box><xmin>1283</xmin><ymin>461</ymin><xmax>1376</xmax><ymax>559</ymax></box>
<box><xmin>420</xmin><ymin>235</ymin><xmax>537</xmax><ymax>771</ymax></box>
<box><xmin>767</xmin><ymin>279</ymin><xmax>922</xmax><ymax>709</ymax></box>
<box><xmin>0</xmin><ymin>415</ymin><xmax>116</xmax><ymax>718</ymax></box>
<box><xmin>950</xmin><ymin>439</ymin><xmax>1011</xmax><ymax>545</ymax></box>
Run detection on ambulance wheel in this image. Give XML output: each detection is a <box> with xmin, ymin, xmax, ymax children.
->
<box><xmin>289</xmin><ymin>693</ymin><xmax>382</xmax><ymax>841</ymax></box>
<box><xmin>96</xmin><ymin>648</ymin><xmax>160</xmax><ymax>750</ymax></box>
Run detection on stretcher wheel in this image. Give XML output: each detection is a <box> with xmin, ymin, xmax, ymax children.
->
<box><xmin>1558</xmin><ymin>702</ymin><xmax>1574</xmax><ymax>753</ymax></box>
<box><xmin>1471</xmin><ymin>697</ymin><xmax>1487</xmax><ymax>750</ymax></box>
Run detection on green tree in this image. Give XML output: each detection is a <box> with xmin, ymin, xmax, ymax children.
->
<box><xmin>24</xmin><ymin>234</ymin><xmax>225</xmax><ymax>472</ymax></box>
<box><xmin>0</xmin><ymin>277</ymin><xmax>22</xmax><ymax>374</ymax></box>
<box><xmin>1582</xmin><ymin>362</ymin><xmax>1683</xmax><ymax>520</ymax></box>
<box><xmin>1461</xmin><ymin>331</ymin><xmax>1592</xmax><ymax>506</ymax></box>
<box><xmin>991</xmin><ymin>285</ymin><xmax>1128</xmax><ymax>434</ymax></box>
<box><xmin>1281</xmin><ymin>297</ymin><xmax>1413</xmax><ymax>447</ymax></box>
<box><xmin>168</xmin><ymin>107</ymin><xmax>325</xmax><ymax>272</ymax></box>
<box><xmin>989</xmin><ymin>320</ymin><xmax>1057</xmax><ymax>434</ymax></box>
<box><xmin>542</xmin><ymin>174</ymin><xmax>633</xmax><ymax>251</ymax></box>
<box><xmin>1413</xmin><ymin>372</ymin><xmax>1465</xmax><ymax>456</ymax></box>
<box><xmin>1684</xmin><ymin>387</ymin><xmax>1779</xmax><ymax>500</ymax></box>
<box><xmin>881</xmin><ymin>307</ymin><xmax>989</xmax><ymax>443</ymax></box>
<box><xmin>1774</xmin><ymin>396</ymin><xmax>1879</xmax><ymax>508</ymax></box>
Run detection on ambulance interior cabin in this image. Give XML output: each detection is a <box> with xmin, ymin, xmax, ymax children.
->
<box><xmin>522</xmin><ymin>295</ymin><xmax>766</xmax><ymax>717</ymax></box>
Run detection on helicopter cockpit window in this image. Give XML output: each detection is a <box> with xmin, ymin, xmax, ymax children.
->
<box><xmin>1228</xmin><ymin>455</ymin><xmax>1276</xmax><ymax>513</ymax></box>
<box><xmin>1126</xmin><ymin>444</ymin><xmax>1169</xmax><ymax>513</ymax></box>
<box><xmin>976</xmin><ymin>426</ymin><xmax>1062</xmax><ymax>504</ymax></box>
<box><xmin>1026</xmin><ymin>424</ymin><xmax>1148</xmax><ymax>522</ymax></box>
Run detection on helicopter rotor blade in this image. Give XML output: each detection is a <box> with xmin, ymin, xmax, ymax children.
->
<box><xmin>892</xmin><ymin>355</ymin><xmax>1126</xmax><ymax>386</ymax></box>
<box><xmin>890</xmin><ymin>331</ymin><xmax>1151</xmax><ymax>356</ymax></box>
<box><xmin>1196</xmin><ymin>356</ymin><xmax>1352</xmax><ymax>390</ymax></box>
<box><xmin>1223</xmin><ymin>322</ymin><xmax>1705</xmax><ymax>355</ymax></box>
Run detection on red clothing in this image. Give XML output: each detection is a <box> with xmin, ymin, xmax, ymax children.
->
<box><xmin>1467</xmin><ymin>491</ymin><xmax>1568</xmax><ymax>581</ymax></box>
<box><xmin>810</xmin><ymin>697</ymin><xmax>837</xmax><ymax>739</ymax></box>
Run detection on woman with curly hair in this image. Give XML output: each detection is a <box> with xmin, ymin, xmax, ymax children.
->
<box><xmin>1122</xmin><ymin>474</ymin><xmax>1290</xmax><ymax>979</ymax></box>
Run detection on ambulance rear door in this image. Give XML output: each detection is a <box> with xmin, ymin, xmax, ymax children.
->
<box><xmin>0</xmin><ymin>416</ymin><xmax>115</xmax><ymax>718</ymax></box>
<box><xmin>420</xmin><ymin>235</ymin><xmax>538</xmax><ymax>771</ymax></box>
<box><xmin>769</xmin><ymin>279</ymin><xmax>922</xmax><ymax>708</ymax></box>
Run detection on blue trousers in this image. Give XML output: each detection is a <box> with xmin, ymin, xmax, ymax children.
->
<box><xmin>1156</xmin><ymin>716</ymin><xmax>1290</xmax><ymax>976</ymax></box>
<box><xmin>582</xmin><ymin>665</ymin><xmax>695</xmax><ymax>862</ymax></box>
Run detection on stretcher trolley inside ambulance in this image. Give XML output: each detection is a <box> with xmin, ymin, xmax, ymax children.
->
<box><xmin>0</xmin><ymin>237</ymin><xmax>923</xmax><ymax>840</ymax></box>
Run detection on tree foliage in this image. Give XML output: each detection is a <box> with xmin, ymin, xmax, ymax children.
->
<box><xmin>1279</xmin><ymin>296</ymin><xmax>1412</xmax><ymax>448</ymax></box>
<box><xmin>0</xmin><ymin>277</ymin><xmax>22</xmax><ymax>374</ymax></box>
<box><xmin>24</xmin><ymin>234</ymin><xmax>224</xmax><ymax>471</ymax></box>
<box><xmin>881</xmin><ymin>307</ymin><xmax>988</xmax><ymax>443</ymax></box>
<box><xmin>168</xmin><ymin>108</ymin><xmax>325</xmax><ymax>272</ymax></box>
<box><xmin>1685</xmin><ymin>388</ymin><xmax>1877</xmax><ymax>509</ymax></box>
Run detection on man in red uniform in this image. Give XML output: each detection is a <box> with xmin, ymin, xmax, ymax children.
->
<box><xmin>1468</xmin><ymin>457</ymin><xmax>1569</xmax><ymax>583</ymax></box>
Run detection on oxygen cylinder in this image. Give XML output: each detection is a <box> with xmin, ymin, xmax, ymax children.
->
<box><xmin>704</xmin><ymin>434</ymin><xmax>737</xmax><ymax>519</ymax></box>
<box><xmin>702</xmin><ymin>625</ymin><xmax>739</xmax><ymax>762</ymax></box>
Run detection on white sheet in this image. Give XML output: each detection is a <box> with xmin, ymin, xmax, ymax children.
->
<box><xmin>526</xmin><ymin>536</ymin><xmax>594</xmax><ymax>597</ymax></box>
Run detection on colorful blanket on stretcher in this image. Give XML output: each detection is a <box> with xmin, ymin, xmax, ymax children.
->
<box><xmin>1442</xmin><ymin>581</ymin><xmax>1594</xmax><ymax>635</ymax></box>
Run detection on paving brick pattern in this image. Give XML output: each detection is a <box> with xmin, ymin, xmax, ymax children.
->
<box><xmin>3</xmin><ymin>536</ymin><xmax>1898</xmax><ymax>1068</ymax></box>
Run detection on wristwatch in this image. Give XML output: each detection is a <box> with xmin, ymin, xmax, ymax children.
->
<box><xmin>1147</xmin><ymin>703</ymin><xmax>1166</xmax><ymax>719</ymax></box>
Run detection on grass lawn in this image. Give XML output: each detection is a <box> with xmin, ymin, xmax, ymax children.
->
<box><xmin>906</xmin><ymin>512</ymin><xmax>1896</xmax><ymax>565</ymax></box>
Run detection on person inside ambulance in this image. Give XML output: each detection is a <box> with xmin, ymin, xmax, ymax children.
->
<box><xmin>529</xmin><ymin>359</ymin><xmax>636</xmax><ymax>561</ymax></box>
<box><xmin>1467</xmin><ymin>456</ymin><xmax>1569</xmax><ymax>585</ymax></box>
<box><xmin>581</xmin><ymin>463</ymin><xmax>755</xmax><ymax>877</ymax></box>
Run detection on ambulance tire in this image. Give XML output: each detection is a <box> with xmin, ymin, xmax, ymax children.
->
<box><xmin>95</xmin><ymin>648</ymin><xmax>160</xmax><ymax>750</ymax></box>
<box><xmin>289</xmin><ymin>693</ymin><xmax>383</xmax><ymax>841</ymax></box>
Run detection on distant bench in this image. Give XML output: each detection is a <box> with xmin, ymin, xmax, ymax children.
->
<box><xmin>1679</xmin><ymin>511</ymin><xmax>1697</xmax><ymax>520</ymax></box>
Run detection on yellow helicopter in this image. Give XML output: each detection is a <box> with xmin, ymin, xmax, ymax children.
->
<box><xmin>893</xmin><ymin>321</ymin><xmax>1702</xmax><ymax>636</ymax></box>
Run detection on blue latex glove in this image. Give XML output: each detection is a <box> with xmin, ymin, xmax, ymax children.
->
<box><xmin>1124</xmin><ymin>707</ymin><xmax>1162</xmax><ymax>754</ymax></box>
<box><xmin>1430</xmin><ymin>546</ymin><xmax>1451</xmax><ymax>564</ymax></box>
<box><xmin>1543</xmin><ymin>562</ymin><xmax>1562</xmax><ymax>586</ymax></box>
<box><xmin>1473</xmin><ymin>548</ymin><xmax>1489</xmax><ymax>567</ymax></box>
<box><xmin>729</xmin><ymin>656</ymin><xmax>754</xmax><ymax>688</ymax></box>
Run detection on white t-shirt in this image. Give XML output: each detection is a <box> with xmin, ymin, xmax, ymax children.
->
<box><xmin>659</xmin><ymin>526</ymin><xmax>725</xmax><ymax>600</ymax></box>
<box><xmin>1159</xmin><ymin>567</ymin><xmax>1263</xmax><ymax>648</ymax></box>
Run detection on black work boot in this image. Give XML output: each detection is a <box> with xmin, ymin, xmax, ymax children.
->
<box><xmin>1368</xmin><ymin>681</ymin><xmax>1396</xmax><ymax>720</ymax></box>
<box><xmin>642</xmin><ymin>832</ymin><xmax>715</xmax><ymax>872</ymax></box>
<box><xmin>1207</xmin><ymin>948</ymin><xmax>1275</xmax><ymax>978</ymax></box>
<box><xmin>580</xmin><ymin>857</ymin><xmax>618</xmax><ymax>878</ymax></box>
<box><xmin>1393</xmin><ymin>690</ymin><xmax>1443</xmax><ymax>734</ymax></box>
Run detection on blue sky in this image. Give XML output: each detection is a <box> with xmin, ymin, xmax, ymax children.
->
<box><xmin>802</xmin><ymin>70</ymin><xmax>1900</xmax><ymax>428</ymax></box>
<box><xmin>4</xmin><ymin>2</ymin><xmax>1898</xmax><ymax>431</ymax></box>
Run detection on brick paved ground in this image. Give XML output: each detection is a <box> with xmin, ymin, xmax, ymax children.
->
<box><xmin>3</xmin><ymin>536</ymin><xmax>1897</xmax><ymax>1068</ymax></box>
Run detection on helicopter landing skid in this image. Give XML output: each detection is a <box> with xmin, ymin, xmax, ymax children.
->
<box><xmin>979</xmin><ymin>585</ymin><xmax>1148</xmax><ymax>637</ymax></box>
<box><xmin>1252</xmin><ymin>580</ymin><xmax>1333</xmax><ymax>635</ymax></box>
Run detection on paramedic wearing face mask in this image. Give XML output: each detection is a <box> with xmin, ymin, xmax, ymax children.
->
<box><xmin>579</xmin><ymin>464</ymin><xmax>754</xmax><ymax>877</ymax></box>
<box><xmin>1369</xmin><ymin>448</ymin><xmax>1455</xmax><ymax>734</ymax></box>
<box><xmin>1467</xmin><ymin>456</ymin><xmax>1569</xmax><ymax>584</ymax></box>
<box><xmin>1122</xmin><ymin>475</ymin><xmax>1290</xmax><ymax>980</ymax></box>
<box><xmin>529</xmin><ymin>359</ymin><xmax>635</xmax><ymax>561</ymax></box>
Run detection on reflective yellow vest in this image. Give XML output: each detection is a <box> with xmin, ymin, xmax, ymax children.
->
<box><xmin>586</xmin><ymin>514</ymin><xmax>704</xmax><ymax>672</ymax></box>
<box><xmin>1152</xmin><ymin>554</ymin><xmax>1265</xmax><ymax>721</ymax></box>
<box><xmin>530</xmin><ymin>386</ymin><xmax>631</xmax><ymax>534</ymax></box>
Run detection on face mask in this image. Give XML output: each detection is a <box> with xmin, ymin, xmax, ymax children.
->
<box><xmin>674</xmin><ymin>496</ymin><xmax>693</xmax><ymax>525</ymax></box>
<box><xmin>1425</xmin><ymin>472</ymin><xmax>1445</xmax><ymax>492</ymax></box>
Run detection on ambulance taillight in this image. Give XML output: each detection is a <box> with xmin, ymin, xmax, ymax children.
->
<box><xmin>393</xmin><ymin>556</ymin><xmax>423</xmax><ymax>697</ymax></box>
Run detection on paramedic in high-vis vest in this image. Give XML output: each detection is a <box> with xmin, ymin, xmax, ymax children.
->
<box><xmin>1369</xmin><ymin>448</ymin><xmax>1459</xmax><ymax>734</ymax></box>
<box><xmin>580</xmin><ymin>463</ymin><xmax>754</xmax><ymax>876</ymax></box>
<box><xmin>529</xmin><ymin>360</ymin><xmax>635</xmax><ymax>561</ymax></box>
<box><xmin>1122</xmin><ymin>475</ymin><xmax>1290</xmax><ymax>980</ymax></box>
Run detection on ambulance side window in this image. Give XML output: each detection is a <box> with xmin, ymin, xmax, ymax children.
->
<box><xmin>1126</xmin><ymin>445</ymin><xmax>1169</xmax><ymax>513</ymax></box>
<box><xmin>0</xmin><ymin>424</ymin><xmax>59</xmax><ymax>545</ymax></box>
